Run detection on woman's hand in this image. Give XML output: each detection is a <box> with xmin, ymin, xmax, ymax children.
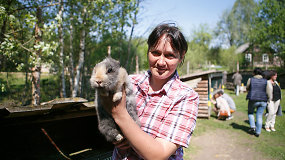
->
<box><xmin>100</xmin><ymin>87</ymin><xmax>127</xmax><ymax>116</ymax></box>
<box><xmin>110</xmin><ymin>87</ymin><xmax>128</xmax><ymax>119</ymax></box>
<box><xmin>113</xmin><ymin>138</ymin><xmax>131</xmax><ymax>150</ymax></box>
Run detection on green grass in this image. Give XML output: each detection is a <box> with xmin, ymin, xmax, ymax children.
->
<box><xmin>0</xmin><ymin>72</ymin><xmax>60</xmax><ymax>105</ymax></box>
<box><xmin>184</xmin><ymin>89</ymin><xmax>285</xmax><ymax>160</ymax></box>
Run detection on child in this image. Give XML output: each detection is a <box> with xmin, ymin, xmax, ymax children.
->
<box><xmin>211</xmin><ymin>90</ymin><xmax>231</xmax><ymax>120</ymax></box>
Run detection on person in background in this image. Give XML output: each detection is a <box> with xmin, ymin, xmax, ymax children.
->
<box><xmin>265</xmin><ymin>70</ymin><xmax>282</xmax><ymax>132</ymax></box>
<box><xmin>221</xmin><ymin>91</ymin><xmax>236</xmax><ymax>120</ymax></box>
<box><xmin>246</xmin><ymin>68</ymin><xmax>268</xmax><ymax>137</ymax></box>
<box><xmin>211</xmin><ymin>90</ymin><xmax>231</xmax><ymax>120</ymax></box>
<box><xmin>110</xmin><ymin>23</ymin><xmax>199</xmax><ymax>159</ymax></box>
<box><xmin>232</xmin><ymin>71</ymin><xmax>242</xmax><ymax>96</ymax></box>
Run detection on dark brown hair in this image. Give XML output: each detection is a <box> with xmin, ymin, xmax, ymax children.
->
<box><xmin>147</xmin><ymin>23</ymin><xmax>188</xmax><ymax>61</ymax></box>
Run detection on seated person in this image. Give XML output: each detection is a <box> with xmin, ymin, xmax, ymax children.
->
<box><xmin>221</xmin><ymin>91</ymin><xmax>236</xmax><ymax>120</ymax></box>
<box><xmin>211</xmin><ymin>89</ymin><xmax>231</xmax><ymax>120</ymax></box>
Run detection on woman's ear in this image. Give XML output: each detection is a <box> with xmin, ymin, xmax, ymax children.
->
<box><xmin>178</xmin><ymin>52</ymin><xmax>186</xmax><ymax>65</ymax></box>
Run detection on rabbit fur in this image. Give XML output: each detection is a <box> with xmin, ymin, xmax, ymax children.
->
<box><xmin>90</xmin><ymin>57</ymin><xmax>140</xmax><ymax>142</ymax></box>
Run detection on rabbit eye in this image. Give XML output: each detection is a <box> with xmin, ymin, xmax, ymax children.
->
<box><xmin>107</xmin><ymin>68</ymin><xmax>113</xmax><ymax>73</ymax></box>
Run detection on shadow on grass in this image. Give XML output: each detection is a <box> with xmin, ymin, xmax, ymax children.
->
<box><xmin>230</xmin><ymin>122</ymin><xmax>254</xmax><ymax>135</ymax></box>
<box><xmin>244</xmin><ymin>120</ymin><xmax>249</xmax><ymax>124</ymax></box>
<box><xmin>210</xmin><ymin>114</ymin><xmax>217</xmax><ymax>119</ymax></box>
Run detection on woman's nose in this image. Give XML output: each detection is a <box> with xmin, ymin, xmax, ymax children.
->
<box><xmin>157</xmin><ymin>55</ymin><xmax>166</xmax><ymax>66</ymax></box>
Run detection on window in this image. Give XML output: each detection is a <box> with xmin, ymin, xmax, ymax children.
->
<box><xmin>262</xmin><ymin>54</ymin><xmax>269</xmax><ymax>62</ymax></box>
<box><xmin>245</xmin><ymin>53</ymin><xmax>252</xmax><ymax>62</ymax></box>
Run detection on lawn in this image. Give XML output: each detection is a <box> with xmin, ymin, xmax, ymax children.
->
<box><xmin>184</xmin><ymin>89</ymin><xmax>285</xmax><ymax>160</ymax></box>
<box><xmin>0</xmin><ymin>72</ymin><xmax>64</xmax><ymax>105</ymax></box>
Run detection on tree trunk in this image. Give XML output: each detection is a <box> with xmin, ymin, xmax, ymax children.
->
<box><xmin>31</xmin><ymin>66</ymin><xmax>41</xmax><ymax>105</ymax></box>
<box><xmin>72</xmin><ymin>5</ymin><xmax>87</xmax><ymax>98</ymax></box>
<box><xmin>58</xmin><ymin>0</ymin><xmax>66</xmax><ymax>98</ymax></box>
<box><xmin>68</xmin><ymin>3</ymin><xmax>75</xmax><ymax>97</ymax></box>
<box><xmin>119</xmin><ymin>7</ymin><xmax>126</xmax><ymax>63</ymax></box>
<box><xmin>125</xmin><ymin>0</ymin><xmax>140</xmax><ymax>71</ymax></box>
<box><xmin>31</xmin><ymin>7</ymin><xmax>43</xmax><ymax>105</ymax></box>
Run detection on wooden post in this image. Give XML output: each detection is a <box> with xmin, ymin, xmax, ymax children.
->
<box><xmin>237</xmin><ymin>61</ymin><xmax>239</xmax><ymax>72</ymax></box>
<box><xmin>136</xmin><ymin>55</ymin><xmax>139</xmax><ymax>74</ymax></box>
<box><xmin>108</xmin><ymin>46</ymin><xmax>111</xmax><ymax>57</ymax></box>
<box><xmin>187</xmin><ymin>61</ymin><xmax>190</xmax><ymax>75</ymax></box>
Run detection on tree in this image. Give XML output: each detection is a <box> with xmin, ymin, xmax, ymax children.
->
<box><xmin>215</xmin><ymin>0</ymin><xmax>257</xmax><ymax>47</ymax></box>
<box><xmin>72</xmin><ymin>3</ymin><xmax>87</xmax><ymax>98</ymax></box>
<box><xmin>58</xmin><ymin>0</ymin><xmax>66</xmax><ymax>98</ymax></box>
<box><xmin>67</xmin><ymin>0</ymin><xmax>75</xmax><ymax>97</ymax></box>
<box><xmin>250</xmin><ymin>0</ymin><xmax>285</xmax><ymax>68</ymax></box>
<box><xmin>179</xmin><ymin>24</ymin><xmax>212</xmax><ymax>74</ymax></box>
<box><xmin>0</xmin><ymin>0</ymin><xmax>143</xmax><ymax>104</ymax></box>
<box><xmin>0</xmin><ymin>1</ymin><xmax>59</xmax><ymax>105</ymax></box>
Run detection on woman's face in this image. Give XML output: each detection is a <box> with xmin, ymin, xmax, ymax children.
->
<box><xmin>148</xmin><ymin>34</ymin><xmax>182</xmax><ymax>81</ymax></box>
<box><xmin>271</xmin><ymin>73</ymin><xmax>277</xmax><ymax>81</ymax></box>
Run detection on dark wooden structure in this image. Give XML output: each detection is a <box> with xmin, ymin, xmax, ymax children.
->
<box><xmin>278</xmin><ymin>72</ymin><xmax>285</xmax><ymax>89</ymax></box>
<box><xmin>0</xmin><ymin>98</ymin><xmax>113</xmax><ymax>160</ymax></box>
<box><xmin>180</xmin><ymin>70</ymin><xmax>224</xmax><ymax>118</ymax></box>
<box><xmin>0</xmin><ymin>70</ymin><xmax>229</xmax><ymax>159</ymax></box>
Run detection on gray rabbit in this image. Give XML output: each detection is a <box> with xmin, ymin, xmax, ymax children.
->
<box><xmin>90</xmin><ymin>57</ymin><xmax>140</xmax><ymax>142</ymax></box>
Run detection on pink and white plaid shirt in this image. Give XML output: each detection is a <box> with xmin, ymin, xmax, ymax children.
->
<box><xmin>112</xmin><ymin>70</ymin><xmax>199</xmax><ymax>160</ymax></box>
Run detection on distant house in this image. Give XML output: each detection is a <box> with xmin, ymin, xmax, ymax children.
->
<box><xmin>236</xmin><ymin>43</ymin><xmax>283</xmax><ymax>69</ymax></box>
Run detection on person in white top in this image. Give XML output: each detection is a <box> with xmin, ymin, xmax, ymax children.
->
<box><xmin>265</xmin><ymin>70</ymin><xmax>282</xmax><ymax>132</ymax></box>
<box><xmin>211</xmin><ymin>90</ymin><xmax>231</xmax><ymax>120</ymax></box>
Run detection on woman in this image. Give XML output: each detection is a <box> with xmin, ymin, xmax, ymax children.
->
<box><xmin>246</xmin><ymin>68</ymin><xmax>268</xmax><ymax>137</ymax></box>
<box><xmin>109</xmin><ymin>23</ymin><xmax>199</xmax><ymax>159</ymax></box>
<box><xmin>265</xmin><ymin>70</ymin><xmax>281</xmax><ymax>132</ymax></box>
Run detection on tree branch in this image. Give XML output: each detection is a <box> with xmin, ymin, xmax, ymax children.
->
<box><xmin>10</xmin><ymin>2</ymin><xmax>60</xmax><ymax>14</ymax></box>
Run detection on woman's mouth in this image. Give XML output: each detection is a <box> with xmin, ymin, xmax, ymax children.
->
<box><xmin>156</xmin><ymin>68</ymin><xmax>167</xmax><ymax>74</ymax></box>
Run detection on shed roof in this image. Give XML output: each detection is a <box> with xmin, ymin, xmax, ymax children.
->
<box><xmin>235</xmin><ymin>42</ymin><xmax>250</xmax><ymax>54</ymax></box>
<box><xmin>0</xmin><ymin>98</ymin><xmax>94</xmax><ymax>122</ymax></box>
<box><xmin>180</xmin><ymin>70</ymin><xmax>223</xmax><ymax>82</ymax></box>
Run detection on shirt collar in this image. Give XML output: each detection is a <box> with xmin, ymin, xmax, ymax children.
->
<box><xmin>137</xmin><ymin>70</ymin><xmax>179</xmax><ymax>96</ymax></box>
<box><xmin>253</xmin><ymin>75</ymin><xmax>263</xmax><ymax>79</ymax></box>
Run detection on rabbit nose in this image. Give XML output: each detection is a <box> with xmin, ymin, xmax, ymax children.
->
<box><xmin>96</xmin><ymin>80</ymin><xmax>102</xmax><ymax>85</ymax></box>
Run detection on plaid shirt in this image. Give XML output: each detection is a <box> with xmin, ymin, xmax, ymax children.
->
<box><xmin>112</xmin><ymin>70</ymin><xmax>199</xmax><ymax>160</ymax></box>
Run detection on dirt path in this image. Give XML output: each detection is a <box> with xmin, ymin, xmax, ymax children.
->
<box><xmin>188</xmin><ymin>129</ymin><xmax>269</xmax><ymax>160</ymax></box>
<box><xmin>186</xmin><ymin>111</ymin><xmax>273</xmax><ymax>160</ymax></box>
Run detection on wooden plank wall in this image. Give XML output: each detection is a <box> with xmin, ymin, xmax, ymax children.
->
<box><xmin>194</xmin><ymin>79</ymin><xmax>210</xmax><ymax>118</ymax></box>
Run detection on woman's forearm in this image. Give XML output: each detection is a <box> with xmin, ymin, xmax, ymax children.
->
<box><xmin>113</xmin><ymin>110</ymin><xmax>177</xmax><ymax>160</ymax></box>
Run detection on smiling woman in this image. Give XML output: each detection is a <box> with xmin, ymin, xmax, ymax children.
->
<box><xmin>147</xmin><ymin>24</ymin><xmax>187</xmax><ymax>91</ymax></box>
<box><xmin>109</xmin><ymin>23</ymin><xmax>199</xmax><ymax>160</ymax></box>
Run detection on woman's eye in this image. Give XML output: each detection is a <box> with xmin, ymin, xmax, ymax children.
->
<box><xmin>165</xmin><ymin>54</ymin><xmax>176</xmax><ymax>59</ymax></box>
<box><xmin>107</xmin><ymin>68</ymin><xmax>113</xmax><ymax>73</ymax></box>
<box><xmin>151</xmin><ymin>51</ymin><xmax>160</xmax><ymax>56</ymax></box>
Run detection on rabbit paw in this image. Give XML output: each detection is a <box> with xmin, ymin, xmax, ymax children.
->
<box><xmin>113</xmin><ymin>92</ymin><xmax>122</xmax><ymax>102</ymax></box>
<box><xmin>115</xmin><ymin>134</ymin><xmax>124</xmax><ymax>142</ymax></box>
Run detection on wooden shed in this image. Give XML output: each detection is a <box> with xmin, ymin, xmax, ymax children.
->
<box><xmin>0</xmin><ymin>98</ymin><xmax>113</xmax><ymax>160</ymax></box>
<box><xmin>180</xmin><ymin>70</ymin><xmax>224</xmax><ymax>118</ymax></box>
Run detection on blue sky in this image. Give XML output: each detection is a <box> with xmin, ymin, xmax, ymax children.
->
<box><xmin>134</xmin><ymin>0</ymin><xmax>236</xmax><ymax>39</ymax></box>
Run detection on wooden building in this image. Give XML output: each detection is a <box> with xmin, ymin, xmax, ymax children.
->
<box><xmin>180</xmin><ymin>70</ymin><xmax>224</xmax><ymax>118</ymax></box>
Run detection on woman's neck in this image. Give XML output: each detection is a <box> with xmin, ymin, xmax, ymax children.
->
<box><xmin>149</xmin><ymin>76</ymin><xmax>169</xmax><ymax>93</ymax></box>
<box><xmin>148</xmin><ymin>71</ymin><xmax>176</xmax><ymax>93</ymax></box>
